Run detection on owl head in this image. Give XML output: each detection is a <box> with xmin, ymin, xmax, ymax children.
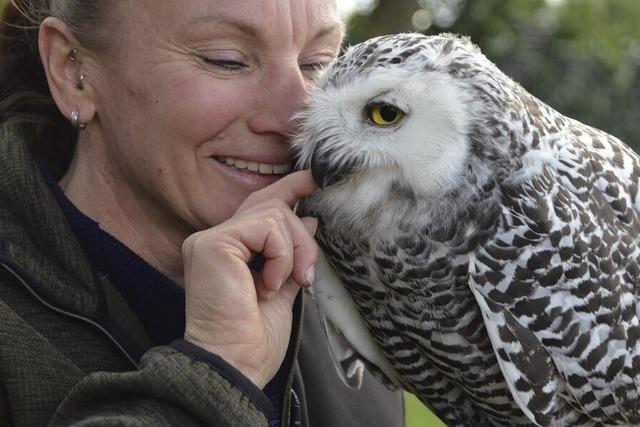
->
<box><xmin>293</xmin><ymin>33</ymin><xmax>524</xmax><ymax>228</ymax></box>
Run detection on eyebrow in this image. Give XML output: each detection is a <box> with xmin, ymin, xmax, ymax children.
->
<box><xmin>189</xmin><ymin>14</ymin><xmax>343</xmax><ymax>42</ymax></box>
<box><xmin>189</xmin><ymin>14</ymin><xmax>259</xmax><ymax>37</ymax></box>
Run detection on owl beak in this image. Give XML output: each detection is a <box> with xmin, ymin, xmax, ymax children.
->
<box><xmin>310</xmin><ymin>144</ymin><xmax>357</xmax><ymax>189</ymax></box>
<box><xmin>310</xmin><ymin>151</ymin><xmax>332</xmax><ymax>189</ymax></box>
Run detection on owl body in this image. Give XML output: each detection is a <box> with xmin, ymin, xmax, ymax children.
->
<box><xmin>295</xmin><ymin>33</ymin><xmax>640</xmax><ymax>426</ymax></box>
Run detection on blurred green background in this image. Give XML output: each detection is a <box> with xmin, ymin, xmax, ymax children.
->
<box><xmin>342</xmin><ymin>0</ymin><xmax>639</xmax><ymax>425</ymax></box>
<box><xmin>2</xmin><ymin>0</ymin><xmax>637</xmax><ymax>425</ymax></box>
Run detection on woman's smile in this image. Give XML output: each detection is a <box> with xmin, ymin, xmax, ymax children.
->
<box><xmin>210</xmin><ymin>155</ymin><xmax>293</xmax><ymax>190</ymax></box>
<box><xmin>213</xmin><ymin>156</ymin><xmax>292</xmax><ymax>175</ymax></box>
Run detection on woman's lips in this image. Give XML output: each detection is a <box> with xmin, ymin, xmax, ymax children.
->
<box><xmin>209</xmin><ymin>156</ymin><xmax>293</xmax><ymax>191</ymax></box>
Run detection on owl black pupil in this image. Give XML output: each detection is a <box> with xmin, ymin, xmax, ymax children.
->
<box><xmin>380</xmin><ymin>105</ymin><xmax>398</xmax><ymax>122</ymax></box>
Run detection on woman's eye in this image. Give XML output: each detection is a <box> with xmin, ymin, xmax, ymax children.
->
<box><xmin>300</xmin><ymin>62</ymin><xmax>334</xmax><ymax>78</ymax></box>
<box><xmin>366</xmin><ymin>102</ymin><xmax>405</xmax><ymax>126</ymax></box>
<box><xmin>300</xmin><ymin>62</ymin><xmax>327</xmax><ymax>72</ymax></box>
<box><xmin>201</xmin><ymin>58</ymin><xmax>248</xmax><ymax>71</ymax></box>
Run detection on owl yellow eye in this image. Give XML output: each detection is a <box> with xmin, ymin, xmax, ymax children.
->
<box><xmin>366</xmin><ymin>102</ymin><xmax>405</xmax><ymax>126</ymax></box>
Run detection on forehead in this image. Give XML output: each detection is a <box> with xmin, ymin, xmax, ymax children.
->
<box><xmin>127</xmin><ymin>0</ymin><xmax>341</xmax><ymax>45</ymax></box>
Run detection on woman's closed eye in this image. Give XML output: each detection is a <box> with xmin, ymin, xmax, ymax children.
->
<box><xmin>200</xmin><ymin>57</ymin><xmax>248</xmax><ymax>71</ymax></box>
<box><xmin>299</xmin><ymin>61</ymin><xmax>333</xmax><ymax>81</ymax></box>
<box><xmin>299</xmin><ymin>62</ymin><xmax>329</xmax><ymax>72</ymax></box>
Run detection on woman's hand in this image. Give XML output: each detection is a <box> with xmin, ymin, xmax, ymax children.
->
<box><xmin>181</xmin><ymin>170</ymin><xmax>318</xmax><ymax>388</ymax></box>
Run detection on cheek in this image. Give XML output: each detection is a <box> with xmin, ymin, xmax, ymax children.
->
<box><xmin>157</xmin><ymin>75</ymin><xmax>253</xmax><ymax>143</ymax></box>
<box><xmin>106</xmin><ymin>72</ymin><xmax>261</xmax><ymax>228</ymax></box>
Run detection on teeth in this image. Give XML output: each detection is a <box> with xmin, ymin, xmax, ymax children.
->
<box><xmin>259</xmin><ymin>163</ymin><xmax>273</xmax><ymax>174</ymax></box>
<box><xmin>215</xmin><ymin>157</ymin><xmax>291</xmax><ymax>175</ymax></box>
<box><xmin>273</xmin><ymin>164</ymin><xmax>288</xmax><ymax>174</ymax></box>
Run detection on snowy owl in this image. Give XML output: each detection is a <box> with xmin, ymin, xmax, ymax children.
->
<box><xmin>293</xmin><ymin>33</ymin><xmax>640</xmax><ymax>426</ymax></box>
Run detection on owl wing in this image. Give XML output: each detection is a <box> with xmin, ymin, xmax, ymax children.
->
<box><xmin>468</xmin><ymin>145</ymin><xmax>640</xmax><ymax>426</ymax></box>
<box><xmin>311</xmin><ymin>248</ymin><xmax>402</xmax><ymax>390</ymax></box>
<box><xmin>315</xmin><ymin>239</ymin><xmax>502</xmax><ymax>426</ymax></box>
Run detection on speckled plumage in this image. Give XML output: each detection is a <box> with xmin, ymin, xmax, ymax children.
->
<box><xmin>293</xmin><ymin>33</ymin><xmax>640</xmax><ymax>426</ymax></box>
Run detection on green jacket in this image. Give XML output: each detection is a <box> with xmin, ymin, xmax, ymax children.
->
<box><xmin>0</xmin><ymin>121</ymin><xmax>404</xmax><ymax>427</ymax></box>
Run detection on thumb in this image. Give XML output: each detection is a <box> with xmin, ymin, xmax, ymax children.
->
<box><xmin>265</xmin><ymin>277</ymin><xmax>301</xmax><ymax>307</ymax></box>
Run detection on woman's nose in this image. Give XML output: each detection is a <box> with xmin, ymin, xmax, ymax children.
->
<box><xmin>247</xmin><ymin>60</ymin><xmax>310</xmax><ymax>138</ymax></box>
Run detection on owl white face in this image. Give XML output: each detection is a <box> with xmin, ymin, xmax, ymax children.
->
<box><xmin>294</xmin><ymin>59</ymin><xmax>473</xmax><ymax>210</ymax></box>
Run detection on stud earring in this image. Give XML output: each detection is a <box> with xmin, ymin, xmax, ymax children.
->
<box><xmin>70</xmin><ymin>110</ymin><xmax>87</xmax><ymax>130</ymax></box>
<box><xmin>77</xmin><ymin>73</ymin><xmax>85</xmax><ymax>90</ymax></box>
<box><xmin>70</xmin><ymin>48</ymin><xmax>79</xmax><ymax>63</ymax></box>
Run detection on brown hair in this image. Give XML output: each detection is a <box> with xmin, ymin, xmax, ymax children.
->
<box><xmin>0</xmin><ymin>0</ymin><xmax>113</xmax><ymax>173</ymax></box>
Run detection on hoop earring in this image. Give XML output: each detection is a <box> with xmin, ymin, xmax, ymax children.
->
<box><xmin>70</xmin><ymin>110</ymin><xmax>87</xmax><ymax>130</ymax></box>
<box><xmin>70</xmin><ymin>48</ymin><xmax>79</xmax><ymax>63</ymax></box>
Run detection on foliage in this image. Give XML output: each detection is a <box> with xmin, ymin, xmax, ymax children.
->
<box><xmin>346</xmin><ymin>0</ymin><xmax>640</xmax><ymax>151</ymax></box>
<box><xmin>405</xmin><ymin>392</ymin><xmax>446</xmax><ymax>427</ymax></box>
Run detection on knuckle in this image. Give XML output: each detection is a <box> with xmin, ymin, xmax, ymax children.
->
<box><xmin>263</xmin><ymin>216</ymin><xmax>285</xmax><ymax>237</ymax></box>
<box><xmin>182</xmin><ymin>232</ymin><xmax>200</xmax><ymax>254</ymax></box>
<box><xmin>264</xmin><ymin>205</ymin><xmax>288</xmax><ymax>223</ymax></box>
<box><xmin>182</xmin><ymin>230</ymin><xmax>215</xmax><ymax>256</ymax></box>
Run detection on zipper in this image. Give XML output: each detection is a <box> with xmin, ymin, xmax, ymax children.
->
<box><xmin>0</xmin><ymin>258</ymin><xmax>138</xmax><ymax>368</ymax></box>
<box><xmin>281</xmin><ymin>291</ymin><xmax>306</xmax><ymax>427</ymax></box>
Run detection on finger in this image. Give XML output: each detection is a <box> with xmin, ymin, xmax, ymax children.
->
<box><xmin>257</xmin><ymin>277</ymin><xmax>302</xmax><ymax>311</ymax></box>
<box><xmin>274</xmin><ymin>277</ymin><xmax>302</xmax><ymax>306</ymax></box>
<box><xmin>258</xmin><ymin>212</ymin><xmax>295</xmax><ymax>294</ymax></box>
<box><xmin>258</xmin><ymin>208</ymin><xmax>317</xmax><ymax>288</ymax></box>
<box><xmin>299</xmin><ymin>216</ymin><xmax>319</xmax><ymax>237</ymax></box>
<box><xmin>238</xmin><ymin>170</ymin><xmax>317</xmax><ymax>212</ymax></box>
<box><xmin>189</xmin><ymin>212</ymin><xmax>295</xmax><ymax>297</ymax></box>
<box><xmin>292</xmin><ymin>216</ymin><xmax>318</xmax><ymax>288</ymax></box>
<box><xmin>239</xmin><ymin>203</ymin><xmax>318</xmax><ymax>288</ymax></box>
<box><xmin>253</xmin><ymin>270</ymin><xmax>273</xmax><ymax>301</ymax></box>
<box><xmin>283</xmin><ymin>214</ymin><xmax>318</xmax><ymax>288</ymax></box>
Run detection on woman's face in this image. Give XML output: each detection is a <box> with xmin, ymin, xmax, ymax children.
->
<box><xmin>91</xmin><ymin>0</ymin><xmax>342</xmax><ymax>232</ymax></box>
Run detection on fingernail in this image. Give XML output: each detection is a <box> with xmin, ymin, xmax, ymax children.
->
<box><xmin>266</xmin><ymin>291</ymin><xmax>276</xmax><ymax>300</ymax></box>
<box><xmin>304</xmin><ymin>265</ymin><xmax>315</xmax><ymax>288</ymax></box>
<box><xmin>310</xmin><ymin>218</ymin><xmax>319</xmax><ymax>236</ymax></box>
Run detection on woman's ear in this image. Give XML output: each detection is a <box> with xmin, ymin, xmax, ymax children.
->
<box><xmin>38</xmin><ymin>17</ymin><xmax>96</xmax><ymax>127</ymax></box>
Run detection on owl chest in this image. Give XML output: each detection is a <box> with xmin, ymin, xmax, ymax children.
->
<box><xmin>347</xmin><ymin>249</ymin><xmax>488</xmax><ymax>350</ymax></box>
<box><xmin>324</xmin><ymin>232</ymin><xmax>490</xmax><ymax>353</ymax></box>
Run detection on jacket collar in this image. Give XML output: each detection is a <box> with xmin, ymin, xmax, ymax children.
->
<box><xmin>0</xmin><ymin>121</ymin><xmax>103</xmax><ymax>319</ymax></box>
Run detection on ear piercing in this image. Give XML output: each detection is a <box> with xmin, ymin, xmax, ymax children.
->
<box><xmin>70</xmin><ymin>48</ymin><xmax>85</xmax><ymax>90</ymax></box>
<box><xmin>70</xmin><ymin>48</ymin><xmax>79</xmax><ymax>63</ymax></box>
<box><xmin>69</xmin><ymin>49</ymin><xmax>88</xmax><ymax>129</ymax></box>
<box><xmin>70</xmin><ymin>110</ymin><xmax>87</xmax><ymax>131</ymax></box>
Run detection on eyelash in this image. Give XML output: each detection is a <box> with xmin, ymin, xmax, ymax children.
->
<box><xmin>300</xmin><ymin>62</ymin><xmax>330</xmax><ymax>73</ymax></box>
<box><xmin>201</xmin><ymin>57</ymin><xmax>248</xmax><ymax>71</ymax></box>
